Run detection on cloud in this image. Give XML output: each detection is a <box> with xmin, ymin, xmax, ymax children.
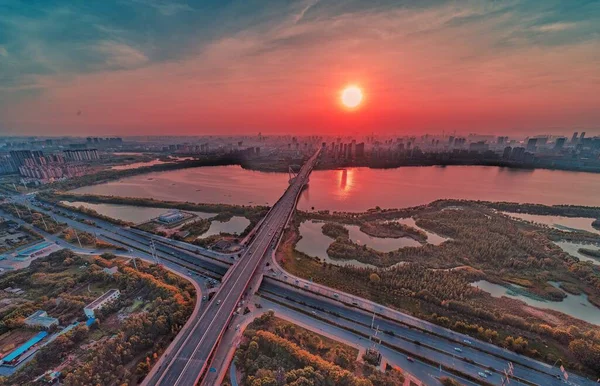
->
<box><xmin>531</xmin><ymin>22</ymin><xmax>579</xmax><ymax>32</ymax></box>
<box><xmin>128</xmin><ymin>0</ymin><xmax>193</xmax><ymax>16</ymax></box>
<box><xmin>295</xmin><ymin>0</ymin><xmax>320</xmax><ymax>24</ymax></box>
<box><xmin>95</xmin><ymin>41</ymin><xmax>149</xmax><ymax>69</ymax></box>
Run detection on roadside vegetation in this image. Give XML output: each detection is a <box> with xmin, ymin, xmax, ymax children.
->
<box><xmin>0</xmin><ymin>223</ymin><xmax>42</xmax><ymax>254</ymax></box>
<box><xmin>176</xmin><ymin>218</ymin><xmax>212</xmax><ymax>239</ymax></box>
<box><xmin>233</xmin><ymin>312</ymin><xmax>405</xmax><ymax>386</ymax></box>
<box><xmin>279</xmin><ymin>200</ymin><xmax>600</xmax><ymax>378</ymax></box>
<box><xmin>0</xmin><ymin>203</ymin><xmax>67</xmax><ymax>235</ymax></box>
<box><xmin>60</xmin><ymin>228</ymin><xmax>123</xmax><ymax>250</ymax></box>
<box><xmin>0</xmin><ymin>249</ymin><xmax>195</xmax><ymax>385</ymax></box>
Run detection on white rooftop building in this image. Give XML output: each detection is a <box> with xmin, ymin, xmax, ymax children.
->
<box><xmin>83</xmin><ymin>289</ymin><xmax>120</xmax><ymax>318</ymax></box>
<box><xmin>24</xmin><ymin>310</ymin><xmax>59</xmax><ymax>329</ymax></box>
<box><xmin>158</xmin><ymin>211</ymin><xmax>185</xmax><ymax>224</ymax></box>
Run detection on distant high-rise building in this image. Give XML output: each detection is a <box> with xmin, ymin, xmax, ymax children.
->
<box><xmin>0</xmin><ymin>154</ymin><xmax>18</xmax><ymax>174</ymax></box>
<box><xmin>469</xmin><ymin>141</ymin><xmax>489</xmax><ymax>152</ymax></box>
<box><xmin>497</xmin><ymin>136</ymin><xmax>507</xmax><ymax>145</ymax></box>
<box><xmin>63</xmin><ymin>149</ymin><xmax>99</xmax><ymax>162</ymax></box>
<box><xmin>502</xmin><ymin>146</ymin><xmax>512</xmax><ymax>159</ymax></box>
<box><xmin>536</xmin><ymin>137</ymin><xmax>548</xmax><ymax>147</ymax></box>
<box><xmin>580</xmin><ymin>132</ymin><xmax>586</xmax><ymax>140</ymax></box>
<box><xmin>554</xmin><ymin>137</ymin><xmax>566</xmax><ymax>149</ymax></box>
<box><xmin>510</xmin><ymin>147</ymin><xmax>525</xmax><ymax>161</ymax></box>
<box><xmin>526</xmin><ymin>138</ymin><xmax>538</xmax><ymax>151</ymax></box>
<box><xmin>355</xmin><ymin>142</ymin><xmax>365</xmax><ymax>158</ymax></box>
<box><xmin>571</xmin><ymin>132</ymin><xmax>579</xmax><ymax>143</ymax></box>
<box><xmin>9</xmin><ymin>150</ymin><xmax>43</xmax><ymax>167</ymax></box>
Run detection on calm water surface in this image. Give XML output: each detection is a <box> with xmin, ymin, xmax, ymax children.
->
<box><xmin>506</xmin><ymin>212</ymin><xmax>600</xmax><ymax>235</ymax></box>
<box><xmin>297</xmin><ymin>166</ymin><xmax>600</xmax><ymax>211</ymax></box>
<box><xmin>296</xmin><ymin>220</ymin><xmax>422</xmax><ymax>269</ymax></box>
<box><xmin>200</xmin><ymin>216</ymin><xmax>250</xmax><ymax>238</ymax></box>
<box><xmin>554</xmin><ymin>241</ymin><xmax>600</xmax><ymax>266</ymax></box>
<box><xmin>74</xmin><ymin>165</ymin><xmax>287</xmax><ymax>206</ymax></box>
<box><xmin>472</xmin><ymin>280</ymin><xmax>600</xmax><ymax>325</ymax></box>
<box><xmin>62</xmin><ymin>201</ymin><xmax>214</xmax><ymax>224</ymax></box>
<box><xmin>295</xmin><ymin>221</ymin><xmax>378</xmax><ymax>269</ymax></box>
<box><xmin>73</xmin><ymin>165</ymin><xmax>600</xmax><ymax>211</ymax></box>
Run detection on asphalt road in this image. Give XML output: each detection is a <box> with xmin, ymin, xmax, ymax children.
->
<box><xmin>153</xmin><ymin>149</ymin><xmax>320</xmax><ymax>386</ymax></box>
<box><xmin>10</xmin><ymin>197</ymin><xmax>232</xmax><ymax>278</ymax></box>
<box><xmin>259</xmin><ymin>298</ymin><xmax>482</xmax><ymax>386</ymax></box>
<box><xmin>260</xmin><ymin>279</ymin><xmax>597</xmax><ymax>386</ymax></box>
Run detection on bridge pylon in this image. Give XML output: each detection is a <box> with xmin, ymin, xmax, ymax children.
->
<box><xmin>288</xmin><ymin>165</ymin><xmax>299</xmax><ymax>183</ymax></box>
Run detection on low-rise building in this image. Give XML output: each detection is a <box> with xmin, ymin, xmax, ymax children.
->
<box><xmin>102</xmin><ymin>266</ymin><xmax>118</xmax><ymax>276</ymax></box>
<box><xmin>158</xmin><ymin>211</ymin><xmax>185</xmax><ymax>224</ymax></box>
<box><xmin>83</xmin><ymin>289</ymin><xmax>120</xmax><ymax>318</ymax></box>
<box><xmin>24</xmin><ymin>310</ymin><xmax>59</xmax><ymax>329</ymax></box>
<box><xmin>4</xmin><ymin>287</ymin><xmax>25</xmax><ymax>295</ymax></box>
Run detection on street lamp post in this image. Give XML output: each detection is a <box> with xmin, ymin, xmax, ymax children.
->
<box><xmin>72</xmin><ymin>228</ymin><xmax>83</xmax><ymax>249</ymax></box>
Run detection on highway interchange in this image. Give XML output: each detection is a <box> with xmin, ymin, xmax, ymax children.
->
<box><xmin>2</xmin><ymin>149</ymin><xmax>598</xmax><ymax>386</ymax></box>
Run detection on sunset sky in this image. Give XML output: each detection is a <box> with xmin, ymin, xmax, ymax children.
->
<box><xmin>1</xmin><ymin>0</ymin><xmax>599</xmax><ymax>137</ymax></box>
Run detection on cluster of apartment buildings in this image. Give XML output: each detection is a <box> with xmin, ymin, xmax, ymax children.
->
<box><xmin>323</xmin><ymin>140</ymin><xmax>366</xmax><ymax>159</ymax></box>
<box><xmin>162</xmin><ymin>143</ymin><xmax>211</xmax><ymax>153</ymax></box>
<box><xmin>0</xmin><ymin>148</ymin><xmax>99</xmax><ymax>182</ymax></box>
<box><xmin>86</xmin><ymin>137</ymin><xmax>122</xmax><ymax>147</ymax></box>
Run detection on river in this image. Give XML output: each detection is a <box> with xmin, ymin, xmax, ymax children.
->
<box><xmin>73</xmin><ymin>165</ymin><xmax>600</xmax><ymax>211</ymax></box>
<box><xmin>73</xmin><ymin>165</ymin><xmax>288</xmax><ymax>206</ymax></box>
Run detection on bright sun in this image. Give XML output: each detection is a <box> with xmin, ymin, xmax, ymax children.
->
<box><xmin>341</xmin><ymin>86</ymin><xmax>363</xmax><ymax>109</ymax></box>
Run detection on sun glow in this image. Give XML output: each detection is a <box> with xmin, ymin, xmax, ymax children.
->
<box><xmin>341</xmin><ymin>86</ymin><xmax>363</xmax><ymax>109</ymax></box>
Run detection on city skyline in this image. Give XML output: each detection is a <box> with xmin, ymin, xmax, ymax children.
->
<box><xmin>1</xmin><ymin>0</ymin><xmax>600</xmax><ymax>136</ymax></box>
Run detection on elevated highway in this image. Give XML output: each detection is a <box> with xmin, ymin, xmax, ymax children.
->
<box><xmin>150</xmin><ymin>149</ymin><xmax>320</xmax><ymax>386</ymax></box>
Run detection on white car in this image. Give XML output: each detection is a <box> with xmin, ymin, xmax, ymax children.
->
<box><xmin>454</xmin><ymin>347</ymin><xmax>462</xmax><ymax>353</ymax></box>
<box><xmin>478</xmin><ymin>372</ymin><xmax>487</xmax><ymax>378</ymax></box>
